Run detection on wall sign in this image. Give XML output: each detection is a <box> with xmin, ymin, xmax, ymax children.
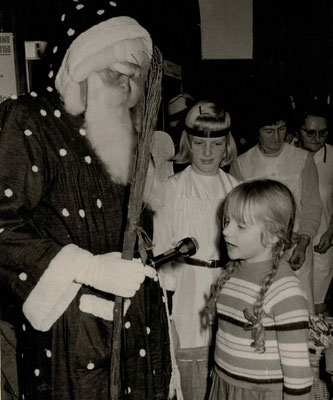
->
<box><xmin>0</xmin><ymin>32</ymin><xmax>18</xmax><ymax>103</ymax></box>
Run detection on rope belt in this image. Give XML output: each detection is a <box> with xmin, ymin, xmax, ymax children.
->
<box><xmin>176</xmin><ymin>257</ymin><xmax>221</xmax><ymax>268</ymax></box>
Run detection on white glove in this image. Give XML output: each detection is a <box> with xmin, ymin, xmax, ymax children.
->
<box><xmin>75</xmin><ymin>251</ymin><xmax>156</xmax><ymax>298</ymax></box>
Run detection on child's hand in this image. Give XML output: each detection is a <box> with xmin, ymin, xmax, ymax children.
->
<box><xmin>289</xmin><ymin>244</ymin><xmax>307</xmax><ymax>270</ymax></box>
<box><xmin>289</xmin><ymin>235</ymin><xmax>310</xmax><ymax>270</ymax></box>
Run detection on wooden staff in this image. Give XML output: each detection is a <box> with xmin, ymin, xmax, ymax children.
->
<box><xmin>110</xmin><ymin>46</ymin><xmax>163</xmax><ymax>399</ymax></box>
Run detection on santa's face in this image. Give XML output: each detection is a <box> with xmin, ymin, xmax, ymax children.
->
<box><xmin>97</xmin><ymin>62</ymin><xmax>143</xmax><ymax>109</ymax></box>
<box><xmin>84</xmin><ymin>69</ymin><xmax>138</xmax><ymax>185</ymax></box>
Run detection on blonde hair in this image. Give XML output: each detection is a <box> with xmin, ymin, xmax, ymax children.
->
<box><xmin>172</xmin><ymin>101</ymin><xmax>237</xmax><ymax>167</ymax></box>
<box><xmin>207</xmin><ymin>179</ymin><xmax>296</xmax><ymax>353</ymax></box>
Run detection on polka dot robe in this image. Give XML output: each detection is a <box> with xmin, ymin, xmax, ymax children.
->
<box><xmin>0</xmin><ymin>92</ymin><xmax>171</xmax><ymax>399</ymax></box>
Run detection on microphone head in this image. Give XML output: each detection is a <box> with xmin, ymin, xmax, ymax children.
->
<box><xmin>191</xmin><ymin>237</ymin><xmax>199</xmax><ymax>252</ymax></box>
<box><xmin>176</xmin><ymin>237</ymin><xmax>199</xmax><ymax>257</ymax></box>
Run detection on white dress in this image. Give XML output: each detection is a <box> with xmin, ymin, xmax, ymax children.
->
<box><xmin>313</xmin><ymin>144</ymin><xmax>333</xmax><ymax>304</ymax></box>
<box><xmin>153</xmin><ymin>165</ymin><xmax>239</xmax><ymax>348</ymax></box>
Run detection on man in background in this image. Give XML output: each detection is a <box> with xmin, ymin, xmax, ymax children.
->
<box><xmin>295</xmin><ymin>102</ymin><xmax>333</xmax><ymax>313</ymax></box>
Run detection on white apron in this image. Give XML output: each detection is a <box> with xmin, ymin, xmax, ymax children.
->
<box><xmin>153</xmin><ymin>166</ymin><xmax>239</xmax><ymax>348</ymax></box>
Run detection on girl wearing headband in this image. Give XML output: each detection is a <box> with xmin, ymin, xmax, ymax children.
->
<box><xmin>153</xmin><ymin>100</ymin><xmax>238</xmax><ymax>400</ymax></box>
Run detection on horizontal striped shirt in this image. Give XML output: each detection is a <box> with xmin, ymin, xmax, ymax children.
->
<box><xmin>214</xmin><ymin>259</ymin><xmax>313</xmax><ymax>399</ymax></box>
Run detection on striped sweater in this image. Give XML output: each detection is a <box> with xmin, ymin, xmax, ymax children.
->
<box><xmin>214</xmin><ymin>258</ymin><xmax>313</xmax><ymax>399</ymax></box>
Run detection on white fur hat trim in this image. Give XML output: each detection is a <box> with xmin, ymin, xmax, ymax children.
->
<box><xmin>55</xmin><ymin>16</ymin><xmax>152</xmax><ymax>115</ymax></box>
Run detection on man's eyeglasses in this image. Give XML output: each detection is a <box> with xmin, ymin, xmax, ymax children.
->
<box><xmin>300</xmin><ymin>127</ymin><xmax>329</xmax><ymax>138</ymax></box>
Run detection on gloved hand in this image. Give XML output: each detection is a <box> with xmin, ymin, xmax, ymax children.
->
<box><xmin>75</xmin><ymin>251</ymin><xmax>156</xmax><ymax>297</ymax></box>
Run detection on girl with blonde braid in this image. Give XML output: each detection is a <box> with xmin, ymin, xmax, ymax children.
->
<box><xmin>207</xmin><ymin>179</ymin><xmax>313</xmax><ymax>400</ymax></box>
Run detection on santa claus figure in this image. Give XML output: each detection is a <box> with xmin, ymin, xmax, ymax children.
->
<box><xmin>0</xmin><ymin>3</ymin><xmax>173</xmax><ymax>399</ymax></box>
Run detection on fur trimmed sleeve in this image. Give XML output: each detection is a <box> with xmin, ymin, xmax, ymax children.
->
<box><xmin>23</xmin><ymin>244</ymin><xmax>83</xmax><ymax>331</ymax></box>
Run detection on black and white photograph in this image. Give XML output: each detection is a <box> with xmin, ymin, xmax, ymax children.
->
<box><xmin>0</xmin><ymin>1</ymin><xmax>333</xmax><ymax>399</ymax></box>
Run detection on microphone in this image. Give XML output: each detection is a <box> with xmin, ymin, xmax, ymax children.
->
<box><xmin>148</xmin><ymin>237</ymin><xmax>199</xmax><ymax>270</ymax></box>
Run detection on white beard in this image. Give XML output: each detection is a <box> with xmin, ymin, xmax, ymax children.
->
<box><xmin>84</xmin><ymin>72</ymin><xmax>137</xmax><ymax>185</ymax></box>
<box><xmin>82</xmin><ymin>72</ymin><xmax>166</xmax><ymax>212</ymax></box>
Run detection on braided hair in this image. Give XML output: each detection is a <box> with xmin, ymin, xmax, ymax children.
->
<box><xmin>206</xmin><ymin>260</ymin><xmax>237</xmax><ymax>326</ymax></box>
<box><xmin>244</xmin><ymin>242</ymin><xmax>284</xmax><ymax>353</ymax></box>
<box><xmin>206</xmin><ymin>179</ymin><xmax>296</xmax><ymax>352</ymax></box>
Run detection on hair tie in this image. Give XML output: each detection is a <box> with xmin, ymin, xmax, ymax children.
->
<box><xmin>243</xmin><ymin>308</ymin><xmax>258</xmax><ymax>330</ymax></box>
<box><xmin>243</xmin><ymin>308</ymin><xmax>266</xmax><ymax>353</ymax></box>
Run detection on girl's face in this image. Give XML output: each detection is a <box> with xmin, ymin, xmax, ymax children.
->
<box><xmin>189</xmin><ymin>135</ymin><xmax>227</xmax><ymax>176</ymax></box>
<box><xmin>222</xmin><ymin>215</ymin><xmax>276</xmax><ymax>263</ymax></box>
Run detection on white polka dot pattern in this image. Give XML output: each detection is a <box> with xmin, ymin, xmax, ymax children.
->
<box><xmin>85</xmin><ymin>156</ymin><xmax>91</xmax><ymax>164</ymax></box>
<box><xmin>19</xmin><ymin>272</ymin><xmax>27</xmax><ymax>281</ymax></box>
<box><xmin>10</xmin><ymin>94</ymin><xmax>18</xmax><ymax>99</ymax></box>
<box><xmin>96</xmin><ymin>199</ymin><xmax>102</xmax><ymax>208</ymax></box>
<box><xmin>54</xmin><ymin>110</ymin><xmax>61</xmax><ymax>118</ymax></box>
<box><xmin>59</xmin><ymin>149</ymin><xmax>67</xmax><ymax>156</ymax></box>
<box><xmin>139</xmin><ymin>349</ymin><xmax>146</xmax><ymax>357</ymax></box>
<box><xmin>30</xmin><ymin>91</ymin><xmax>37</xmax><ymax>97</ymax></box>
<box><xmin>146</xmin><ymin>327</ymin><xmax>151</xmax><ymax>335</ymax></box>
<box><xmin>40</xmin><ymin>109</ymin><xmax>47</xmax><ymax>116</ymax></box>
<box><xmin>67</xmin><ymin>28</ymin><xmax>75</xmax><ymax>36</ymax></box>
<box><xmin>110</xmin><ymin>1</ymin><xmax>117</xmax><ymax>6</ymax></box>
<box><xmin>79</xmin><ymin>209</ymin><xmax>85</xmax><ymax>218</ymax></box>
<box><xmin>0</xmin><ymin>228</ymin><xmax>4</xmax><ymax>233</ymax></box>
<box><xmin>47</xmin><ymin>86</ymin><xmax>53</xmax><ymax>92</ymax></box>
<box><xmin>79</xmin><ymin>128</ymin><xmax>86</xmax><ymax>136</ymax></box>
<box><xmin>62</xmin><ymin>208</ymin><xmax>70</xmax><ymax>217</ymax></box>
<box><xmin>76</xmin><ymin>4</ymin><xmax>84</xmax><ymax>9</ymax></box>
<box><xmin>22</xmin><ymin>324</ymin><xmax>26</xmax><ymax>331</ymax></box>
<box><xmin>97</xmin><ymin>9</ymin><xmax>105</xmax><ymax>15</ymax></box>
<box><xmin>87</xmin><ymin>362</ymin><xmax>95</xmax><ymax>370</ymax></box>
<box><xmin>34</xmin><ymin>369</ymin><xmax>40</xmax><ymax>376</ymax></box>
<box><xmin>32</xmin><ymin>165</ymin><xmax>39</xmax><ymax>172</ymax></box>
<box><xmin>48</xmin><ymin>70</ymin><xmax>54</xmax><ymax>78</ymax></box>
<box><xmin>45</xmin><ymin>350</ymin><xmax>52</xmax><ymax>358</ymax></box>
<box><xmin>125</xmin><ymin>321</ymin><xmax>131</xmax><ymax>329</ymax></box>
<box><xmin>61</xmin><ymin>14</ymin><xmax>65</xmax><ymax>21</ymax></box>
<box><xmin>5</xmin><ymin>188</ymin><xmax>13</xmax><ymax>197</ymax></box>
<box><xmin>24</xmin><ymin>129</ymin><xmax>33</xmax><ymax>136</ymax></box>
